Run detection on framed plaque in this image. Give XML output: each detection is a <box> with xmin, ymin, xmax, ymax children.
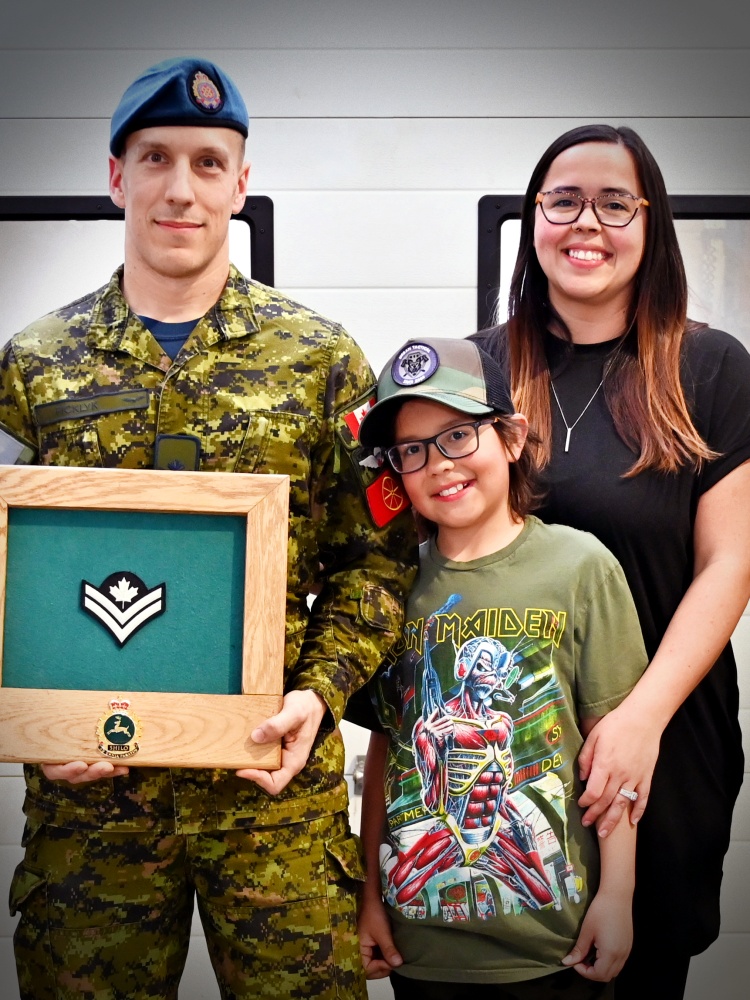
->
<box><xmin>0</xmin><ymin>465</ymin><xmax>288</xmax><ymax>769</ymax></box>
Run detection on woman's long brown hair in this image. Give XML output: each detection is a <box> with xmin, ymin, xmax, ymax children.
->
<box><xmin>503</xmin><ymin>124</ymin><xmax>716</xmax><ymax>476</ymax></box>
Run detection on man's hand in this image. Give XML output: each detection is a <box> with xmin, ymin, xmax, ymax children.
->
<box><xmin>237</xmin><ymin>689</ymin><xmax>327</xmax><ymax>794</ymax></box>
<box><xmin>42</xmin><ymin>761</ymin><xmax>129</xmax><ymax>783</ymax></box>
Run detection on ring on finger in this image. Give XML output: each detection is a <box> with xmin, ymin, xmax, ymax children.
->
<box><xmin>618</xmin><ymin>786</ymin><xmax>638</xmax><ymax>802</ymax></box>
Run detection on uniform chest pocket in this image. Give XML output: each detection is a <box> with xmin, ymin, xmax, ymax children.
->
<box><xmin>35</xmin><ymin>390</ymin><xmax>154</xmax><ymax>469</ymax></box>
<box><xmin>38</xmin><ymin>424</ymin><xmax>104</xmax><ymax>467</ymax></box>
<box><xmin>237</xmin><ymin>412</ymin><xmax>311</xmax><ymax>476</ymax></box>
<box><xmin>38</xmin><ymin>415</ymin><xmax>157</xmax><ymax>470</ymax></box>
<box><xmin>236</xmin><ymin>411</ymin><xmax>312</xmax><ymax>515</ymax></box>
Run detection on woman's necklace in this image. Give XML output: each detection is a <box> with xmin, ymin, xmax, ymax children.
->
<box><xmin>550</xmin><ymin>378</ymin><xmax>603</xmax><ymax>453</ymax></box>
<box><xmin>548</xmin><ymin>322</ymin><xmax>633</xmax><ymax>453</ymax></box>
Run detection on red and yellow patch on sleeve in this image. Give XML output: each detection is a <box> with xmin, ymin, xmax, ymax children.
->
<box><xmin>365</xmin><ymin>470</ymin><xmax>409</xmax><ymax>527</ymax></box>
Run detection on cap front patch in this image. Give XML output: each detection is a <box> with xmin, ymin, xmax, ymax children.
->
<box><xmin>190</xmin><ymin>70</ymin><xmax>223</xmax><ymax>112</ymax></box>
<box><xmin>392</xmin><ymin>343</ymin><xmax>439</xmax><ymax>386</ymax></box>
<box><xmin>81</xmin><ymin>571</ymin><xmax>166</xmax><ymax>647</ymax></box>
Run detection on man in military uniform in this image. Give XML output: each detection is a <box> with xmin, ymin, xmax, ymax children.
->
<box><xmin>1</xmin><ymin>57</ymin><xmax>417</xmax><ymax>999</ymax></box>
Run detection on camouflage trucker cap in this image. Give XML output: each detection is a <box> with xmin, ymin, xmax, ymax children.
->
<box><xmin>358</xmin><ymin>337</ymin><xmax>514</xmax><ymax>449</ymax></box>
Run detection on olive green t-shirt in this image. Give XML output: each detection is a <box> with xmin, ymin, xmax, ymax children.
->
<box><xmin>372</xmin><ymin>516</ymin><xmax>647</xmax><ymax>983</ymax></box>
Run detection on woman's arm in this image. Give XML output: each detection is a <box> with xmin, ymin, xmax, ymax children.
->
<box><xmin>564</xmin><ymin>716</ymin><xmax>636</xmax><ymax>980</ymax></box>
<box><xmin>578</xmin><ymin>459</ymin><xmax>750</xmax><ymax>836</ymax></box>
<box><xmin>358</xmin><ymin>731</ymin><xmax>404</xmax><ymax>979</ymax></box>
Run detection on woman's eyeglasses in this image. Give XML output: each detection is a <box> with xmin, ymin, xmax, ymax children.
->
<box><xmin>536</xmin><ymin>190</ymin><xmax>649</xmax><ymax>228</ymax></box>
<box><xmin>386</xmin><ymin>418</ymin><xmax>498</xmax><ymax>474</ymax></box>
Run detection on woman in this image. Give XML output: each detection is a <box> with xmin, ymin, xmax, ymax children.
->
<box><xmin>471</xmin><ymin>124</ymin><xmax>750</xmax><ymax>998</ymax></box>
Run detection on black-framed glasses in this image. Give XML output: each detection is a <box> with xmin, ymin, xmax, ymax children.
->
<box><xmin>535</xmin><ymin>190</ymin><xmax>649</xmax><ymax>228</ymax></box>
<box><xmin>386</xmin><ymin>418</ymin><xmax>498</xmax><ymax>474</ymax></box>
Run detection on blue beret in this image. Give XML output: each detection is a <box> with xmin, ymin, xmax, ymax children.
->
<box><xmin>110</xmin><ymin>57</ymin><xmax>249</xmax><ymax>156</ymax></box>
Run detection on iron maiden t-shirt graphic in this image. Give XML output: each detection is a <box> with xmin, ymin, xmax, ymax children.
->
<box><xmin>375</xmin><ymin>592</ymin><xmax>573</xmax><ymax>921</ymax></box>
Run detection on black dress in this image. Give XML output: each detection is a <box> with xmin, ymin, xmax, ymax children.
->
<box><xmin>471</xmin><ymin>324</ymin><xmax>750</xmax><ymax>956</ymax></box>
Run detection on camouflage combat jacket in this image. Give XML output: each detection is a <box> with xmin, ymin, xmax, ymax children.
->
<box><xmin>0</xmin><ymin>265</ymin><xmax>417</xmax><ymax>834</ymax></box>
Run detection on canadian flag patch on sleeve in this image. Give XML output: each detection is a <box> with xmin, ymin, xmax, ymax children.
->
<box><xmin>343</xmin><ymin>396</ymin><xmax>376</xmax><ymax>442</ymax></box>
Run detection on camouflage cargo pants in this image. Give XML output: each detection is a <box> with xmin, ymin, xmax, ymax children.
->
<box><xmin>9</xmin><ymin>811</ymin><xmax>367</xmax><ymax>999</ymax></box>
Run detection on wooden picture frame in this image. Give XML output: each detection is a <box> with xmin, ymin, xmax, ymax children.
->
<box><xmin>0</xmin><ymin>465</ymin><xmax>288</xmax><ymax>769</ymax></box>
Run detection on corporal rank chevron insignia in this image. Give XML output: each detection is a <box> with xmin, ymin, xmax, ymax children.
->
<box><xmin>96</xmin><ymin>697</ymin><xmax>142</xmax><ymax>759</ymax></box>
<box><xmin>81</xmin><ymin>571</ymin><xmax>166</xmax><ymax>647</ymax></box>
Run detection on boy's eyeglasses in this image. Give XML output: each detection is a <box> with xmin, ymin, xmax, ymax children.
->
<box><xmin>535</xmin><ymin>190</ymin><xmax>649</xmax><ymax>228</ymax></box>
<box><xmin>386</xmin><ymin>418</ymin><xmax>499</xmax><ymax>474</ymax></box>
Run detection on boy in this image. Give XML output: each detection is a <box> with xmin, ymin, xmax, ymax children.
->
<box><xmin>354</xmin><ymin>337</ymin><xmax>647</xmax><ymax>998</ymax></box>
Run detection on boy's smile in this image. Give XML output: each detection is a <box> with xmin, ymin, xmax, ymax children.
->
<box><xmin>436</xmin><ymin>481</ymin><xmax>473</xmax><ymax>499</ymax></box>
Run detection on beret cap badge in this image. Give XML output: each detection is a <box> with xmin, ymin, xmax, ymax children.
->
<box><xmin>190</xmin><ymin>70</ymin><xmax>223</xmax><ymax>112</ymax></box>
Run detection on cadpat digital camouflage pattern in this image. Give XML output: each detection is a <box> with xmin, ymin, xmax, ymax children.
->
<box><xmin>1</xmin><ymin>266</ymin><xmax>418</xmax><ymax>998</ymax></box>
<box><xmin>0</xmin><ymin>264</ymin><xmax>417</xmax><ymax>830</ymax></box>
<box><xmin>11</xmin><ymin>814</ymin><xmax>365</xmax><ymax>999</ymax></box>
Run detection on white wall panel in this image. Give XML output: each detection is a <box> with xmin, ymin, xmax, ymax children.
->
<box><xmin>181</xmin><ymin>935</ymin><xmax>223</xmax><ymax>999</ymax></box>
<box><xmin>247</xmin><ymin>118</ymin><xmax>750</xmax><ymax>195</ymax></box>
<box><xmin>686</xmin><ymin>934</ymin><xmax>749</xmax><ymax>1000</ymax></box>
<box><xmin>2</xmin><ymin>49</ymin><xmax>748</xmax><ymax>119</ymax></box>
<box><xmin>735</xmin><ymin>616</ymin><xmax>750</xmax><ymax>711</ymax></box>
<box><xmin>732</xmin><ymin>781</ymin><xmax>750</xmax><ymax>841</ymax></box>
<box><xmin>0</xmin><ymin>846</ymin><xmax>23</xmax><ymax>936</ymax></box>
<box><xmin>722</xmin><ymin>844</ymin><xmax>750</xmax><ymax>933</ymax></box>
<box><xmin>340</xmin><ymin>719</ymin><xmax>370</xmax><ymax>775</ymax></box>
<box><xmin>0</xmin><ymin>121</ymin><xmax>112</xmax><ymax>196</ymax></box>
<box><xmin>273</xmin><ymin>191</ymin><xmax>475</xmax><ymax>287</ymax></box>
<box><xmin>1</xmin><ymin>118</ymin><xmax>749</xmax><ymax>195</ymax></box>
<box><xmin>0</xmin><ymin>779</ymin><xmax>26</xmax><ymax>845</ymax></box>
<box><xmin>0</xmin><ymin>940</ymin><xmax>19</xmax><ymax>1000</ymax></box>
<box><xmin>0</xmin><ymin>779</ymin><xmax>26</xmax><ymax>971</ymax></box>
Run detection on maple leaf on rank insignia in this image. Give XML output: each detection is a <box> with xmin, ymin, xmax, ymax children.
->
<box><xmin>109</xmin><ymin>577</ymin><xmax>139</xmax><ymax>606</ymax></box>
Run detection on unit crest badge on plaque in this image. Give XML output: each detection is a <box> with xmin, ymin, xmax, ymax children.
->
<box><xmin>96</xmin><ymin>698</ymin><xmax>142</xmax><ymax>759</ymax></box>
